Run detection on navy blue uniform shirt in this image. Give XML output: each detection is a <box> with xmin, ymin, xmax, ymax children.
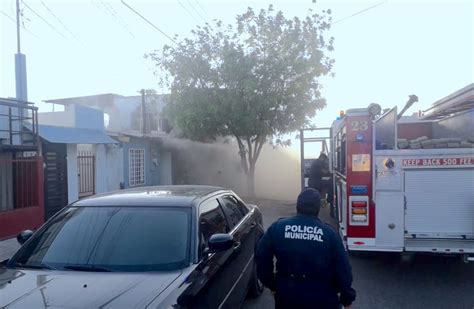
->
<box><xmin>256</xmin><ymin>214</ymin><xmax>356</xmax><ymax>308</ymax></box>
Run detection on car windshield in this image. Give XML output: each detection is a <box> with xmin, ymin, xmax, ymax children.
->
<box><xmin>9</xmin><ymin>207</ymin><xmax>191</xmax><ymax>272</ymax></box>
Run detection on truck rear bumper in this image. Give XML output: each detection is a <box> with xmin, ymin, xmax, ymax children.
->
<box><xmin>405</xmin><ymin>238</ymin><xmax>474</xmax><ymax>254</ymax></box>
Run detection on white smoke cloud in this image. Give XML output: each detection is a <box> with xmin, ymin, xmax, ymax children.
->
<box><xmin>161</xmin><ymin>136</ymin><xmax>300</xmax><ymax>201</ymax></box>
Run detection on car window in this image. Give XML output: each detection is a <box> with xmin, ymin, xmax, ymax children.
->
<box><xmin>220</xmin><ymin>195</ymin><xmax>245</xmax><ymax>228</ymax></box>
<box><xmin>199</xmin><ymin>198</ymin><xmax>229</xmax><ymax>255</ymax></box>
<box><xmin>10</xmin><ymin>207</ymin><xmax>191</xmax><ymax>272</ymax></box>
<box><xmin>235</xmin><ymin>197</ymin><xmax>250</xmax><ymax>216</ymax></box>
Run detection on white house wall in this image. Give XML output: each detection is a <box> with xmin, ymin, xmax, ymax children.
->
<box><xmin>38</xmin><ymin>105</ymin><xmax>104</xmax><ymax>131</ymax></box>
<box><xmin>106</xmin><ymin>144</ymin><xmax>124</xmax><ymax>191</ymax></box>
<box><xmin>111</xmin><ymin>96</ymin><xmax>141</xmax><ymax>132</ymax></box>
<box><xmin>38</xmin><ymin>110</ymin><xmax>75</xmax><ymax>127</ymax></box>
<box><xmin>67</xmin><ymin>144</ymin><xmax>79</xmax><ymax>204</ymax></box>
<box><xmin>95</xmin><ymin>144</ymin><xmax>107</xmax><ymax>194</ymax></box>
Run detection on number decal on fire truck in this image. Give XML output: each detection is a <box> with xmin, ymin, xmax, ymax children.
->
<box><xmin>350</xmin><ymin>120</ymin><xmax>369</xmax><ymax>131</ymax></box>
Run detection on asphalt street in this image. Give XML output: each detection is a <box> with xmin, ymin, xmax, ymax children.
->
<box><xmin>243</xmin><ymin>199</ymin><xmax>474</xmax><ymax>309</ymax></box>
<box><xmin>1</xmin><ymin>199</ymin><xmax>473</xmax><ymax>309</ymax></box>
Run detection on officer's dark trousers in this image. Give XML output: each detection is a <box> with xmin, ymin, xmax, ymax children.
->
<box><xmin>310</xmin><ymin>177</ymin><xmax>335</xmax><ymax>217</ymax></box>
<box><xmin>273</xmin><ymin>278</ymin><xmax>340</xmax><ymax>309</ymax></box>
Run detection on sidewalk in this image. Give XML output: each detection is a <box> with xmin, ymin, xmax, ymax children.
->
<box><xmin>0</xmin><ymin>237</ymin><xmax>20</xmax><ymax>261</ymax></box>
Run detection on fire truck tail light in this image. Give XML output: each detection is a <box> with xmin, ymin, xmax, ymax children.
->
<box><xmin>352</xmin><ymin>201</ymin><xmax>367</xmax><ymax>208</ymax></box>
<box><xmin>352</xmin><ymin>215</ymin><xmax>367</xmax><ymax>222</ymax></box>
<box><xmin>349</xmin><ymin>197</ymin><xmax>369</xmax><ymax>224</ymax></box>
<box><xmin>352</xmin><ymin>208</ymin><xmax>367</xmax><ymax>215</ymax></box>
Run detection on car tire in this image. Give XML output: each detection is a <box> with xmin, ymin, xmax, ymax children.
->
<box><xmin>247</xmin><ymin>260</ymin><xmax>264</xmax><ymax>298</ymax></box>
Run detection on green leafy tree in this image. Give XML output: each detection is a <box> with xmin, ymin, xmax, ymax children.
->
<box><xmin>148</xmin><ymin>5</ymin><xmax>334</xmax><ymax>196</ymax></box>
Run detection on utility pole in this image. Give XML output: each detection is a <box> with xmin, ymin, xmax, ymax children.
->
<box><xmin>141</xmin><ymin>89</ymin><xmax>147</xmax><ymax>134</ymax></box>
<box><xmin>15</xmin><ymin>0</ymin><xmax>28</xmax><ymax>102</ymax></box>
<box><xmin>16</xmin><ymin>0</ymin><xmax>21</xmax><ymax>54</ymax></box>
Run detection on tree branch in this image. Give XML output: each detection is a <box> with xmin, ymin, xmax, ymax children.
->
<box><xmin>252</xmin><ymin>135</ymin><xmax>260</xmax><ymax>160</ymax></box>
<box><xmin>254</xmin><ymin>136</ymin><xmax>265</xmax><ymax>165</ymax></box>
<box><xmin>246</xmin><ymin>137</ymin><xmax>253</xmax><ymax>169</ymax></box>
<box><xmin>235</xmin><ymin>135</ymin><xmax>249</xmax><ymax>174</ymax></box>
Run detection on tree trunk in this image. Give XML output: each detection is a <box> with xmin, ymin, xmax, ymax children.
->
<box><xmin>247</xmin><ymin>164</ymin><xmax>256</xmax><ymax>198</ymax></box>
<box><xmin>234</xmin><ymin>134</ymin><xmax>264</xmax><ymax>198</ymax></box>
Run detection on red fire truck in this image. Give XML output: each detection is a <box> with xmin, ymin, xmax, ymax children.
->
<box><xmin>301</xmin><ymin>84</ymin><xmax>474</xmax><ymax>261</ymax></box>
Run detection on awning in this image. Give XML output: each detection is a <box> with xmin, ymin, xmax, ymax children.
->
<box><xmin>32</xmin><ymin>124</ymin><xmax>118</xmax><ymax>144</ymax></box>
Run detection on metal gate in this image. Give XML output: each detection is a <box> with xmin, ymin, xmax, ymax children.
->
<box><xmin>77</xmin><ymin>151</ymin><xmax>95</xmax><ymax>198</ymax></box>
<box><xmin>0</xmin><ymin>156</ymin><xmax>45</xmax><ymax>239</ymax></box>
<box><xmin>43</xmin><ymin>143</ymin><xmax>68</xmax><ymax>220</ymax></box>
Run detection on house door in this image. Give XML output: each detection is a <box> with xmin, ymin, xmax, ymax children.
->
<box><xmin>77</xmin><ymin>151</ymin><xmax>95</xmax><ymax>198</ymax></box>
<box><xmin>43</xmin><ymin>143</ymin><xmax>68</xmax><ymax>220</ymax></box>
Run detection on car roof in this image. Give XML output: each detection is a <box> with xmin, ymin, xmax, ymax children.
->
<box><xmin>71</xmin><ymin>185</ymin><xmax>228</xmax><ymax>207</ymax></box>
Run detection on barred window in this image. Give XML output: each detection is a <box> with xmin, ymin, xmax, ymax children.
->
<box><xmin>129</xmin><ymin>148</ymin><xmax>145</xmax><ymax>186</ymax></box>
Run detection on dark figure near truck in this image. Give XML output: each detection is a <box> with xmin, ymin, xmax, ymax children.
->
<box><xmin>308</xmin><ymin>153</ymin><xmax>335</xmax><ymax>217</ymax></box>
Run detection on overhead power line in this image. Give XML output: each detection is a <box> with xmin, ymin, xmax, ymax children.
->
<box><xmin>1</xmin><ymin>8</ymin><xmax>16</xmax><ymax>22</ymax></box>
<box><xmin>185</xmin><ymin>0</ymin><xmax>206</xmax><ymax>22</ymax></box>
<box><xmin>121</xmin><ymin>0</ymin><xmax>177</xmax><ymax>44</ymax></box>
<box><xmin>1</xmin><ymin>8</ymin><xmax>40</xmax><ymax>38</ymax></box>
<box><xmin>194</xmin><ymin>0</ymin><xmax>207</xmax><ymax>17</ymax></box>
<box><xmin>22</xmin><ymin>1</ymin><xmax>68</xmax><ymax>39</ymax></box>
<box><xmin>40</xmin><ymin>0</ymin><xmax>82</xmax><ymax>43</ymax></box>
<box><xmin>98</xmin><ymin>0</ymin><xmax>135</xmax><ymax>38</ymax></box>
<box><xmin>332</xmin><ymin>0</ymin><xmax>388</xmax><ymax>25</ymax></box>
<box><xmin>176</xmin><ymin>0</ymin><xmax>200</xmax><ymax>24</ymax></box>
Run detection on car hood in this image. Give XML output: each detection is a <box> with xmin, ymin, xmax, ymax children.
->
<box><xmin>0</xmin><ymin>267</ymin><xmax>182</xmax><ymax>308</ymax></box>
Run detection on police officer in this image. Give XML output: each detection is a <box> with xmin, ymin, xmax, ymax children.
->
<box><xmin>256</xmin><ymin>188</ymin><xmax>356</xmax><ymax>309</ymax></box>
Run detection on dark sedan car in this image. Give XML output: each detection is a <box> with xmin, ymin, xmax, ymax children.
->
<box><xmin>0</xmin><ymin>186</ymin><xmax>265</xmax><ymax>308</ymax></box>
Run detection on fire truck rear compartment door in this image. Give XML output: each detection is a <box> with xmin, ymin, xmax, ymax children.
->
<box><xmin>405</xmin><ymin>169</ymin><xmax>474</xmax><ymax>239</ymax></box>
<box><xmin>375</xmin><ymin>191</ymin><xmax>404</xmax><ymax>249</ymax></box>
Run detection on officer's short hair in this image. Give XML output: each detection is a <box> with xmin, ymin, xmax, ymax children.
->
<box><xmin>296</xmin><ymin>187</ymin><xmax>321</xmax><ymax>217</ymax></box>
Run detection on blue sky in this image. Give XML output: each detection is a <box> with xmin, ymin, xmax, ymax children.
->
<box><xmin>1</xmin><ymin>0</ymin><xmax>473</xmax><ymax>150</ymax></box>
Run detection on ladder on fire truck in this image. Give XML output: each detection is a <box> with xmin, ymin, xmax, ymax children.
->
<box><xmin>299</xmin><ymin>127</ymin><xmax>332</xmax><ymax>190</ymax></box>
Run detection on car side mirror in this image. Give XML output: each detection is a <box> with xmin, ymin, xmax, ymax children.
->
<box><xmin>17</xmin><ymin>230</ymin><xmax>34</xmax><ymax>245</ymax></box>
<box><xmin>207</xmin><ymin>233</ymin><xmax>234</xmax><ymax>253</ymax></box>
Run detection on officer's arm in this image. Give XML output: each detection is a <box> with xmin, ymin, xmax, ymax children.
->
<box><xmin>333</xmin><ymin>233</ymin><xmax>356</xmax><ymax>306</ymax></box>
<box><xmin>256</xmin><ymin>223</ymin><xmax>276</xmax><ymax>292</ymax></box>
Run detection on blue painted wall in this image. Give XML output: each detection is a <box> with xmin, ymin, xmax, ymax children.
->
<box><xmin>73</xmin><ymin>105</ymin><xmax>104</xmax><ymax>131</ymax></box>
<box><xmin>122</xmin><ymin>137</ymin><xmax>161</xmax><ymax>188</ymax></box>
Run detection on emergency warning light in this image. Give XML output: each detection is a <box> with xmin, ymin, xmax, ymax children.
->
<box><xmin>350</xmin><ymin>185</ymin><xmax>368</xmax><ymax>194</ymax></box>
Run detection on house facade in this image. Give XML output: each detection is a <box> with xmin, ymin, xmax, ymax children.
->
<box><xmin>0</xmin><ymin>98</ymin><xmax>43</xmax><ymax>239</ymax></box>
<box><xmin>36</xmin><ymin>104</ymin><xmax>118</xmax><ymax>219</ymax></box>
<box><xmin>44</xmin><ymin>92</ymin><xmax>173</xmax><ymax>189</ymax></box>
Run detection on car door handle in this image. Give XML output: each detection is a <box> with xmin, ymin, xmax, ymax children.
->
<box><xmin>233</xmin><ymin>241</ymin><xmax>241</xmax><ymax>251</ymax></box>
<box><xmin>250</xmin><ymin>222</ymin><xmax>256</xmax><ymax>228</ymax></box>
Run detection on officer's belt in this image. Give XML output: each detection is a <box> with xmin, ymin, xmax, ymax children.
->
<box><xmin>276</xmin><ymin>272</ymin><xmax>317</xmax><ymax>280</ymax></box>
